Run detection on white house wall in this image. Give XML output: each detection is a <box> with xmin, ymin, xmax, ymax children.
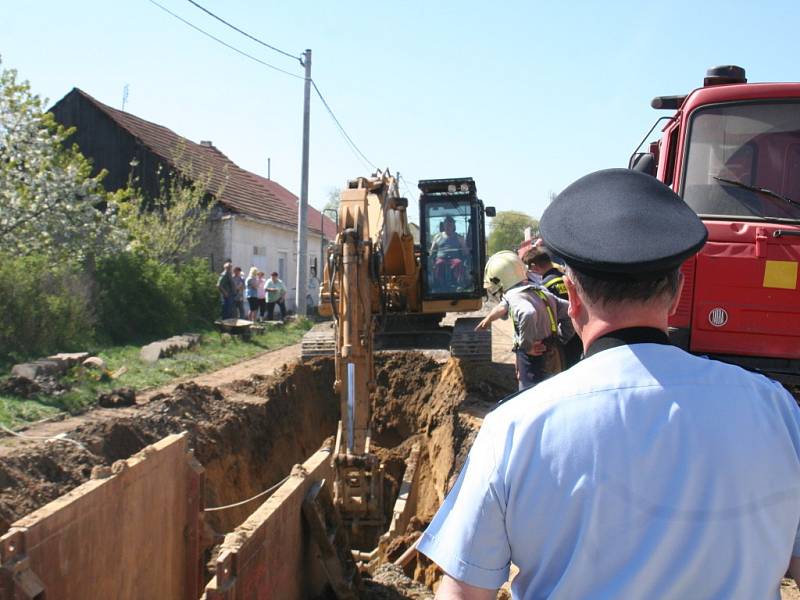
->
<box><xmin>228</xmin><ymin>217</ymin><xmax>325</xmax><ymax>311</ymax></box>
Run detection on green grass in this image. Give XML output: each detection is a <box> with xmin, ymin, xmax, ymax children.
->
<box><xmin>0</xmin><ymin>319</ymin><xmax>313</xmax><ymax>429</ymax></box>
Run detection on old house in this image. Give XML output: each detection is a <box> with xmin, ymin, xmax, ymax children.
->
<box><xmin>50</xmin><ymin>88</ymin><xmax>336</xmax><ymax>309</ymax></box>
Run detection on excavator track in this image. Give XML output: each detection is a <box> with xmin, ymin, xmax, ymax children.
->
<box><xmin>450</xmin><ymin>317</ymin><xmax>492</xmax><ymax>363</ymax></box>
<box><xmin>302</xmin><ymin>317</ymin><xmax>492</xmax><ymax>362</ymax></box>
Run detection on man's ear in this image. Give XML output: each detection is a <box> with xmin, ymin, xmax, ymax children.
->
<box><xmin>564</xmin><ymin>273</ymin><xmax>582</xmax><ymax>320</ymax></box>
<box><xmin>668</xmin><ymin>272</ymin><xmax>685</xmax><ymax>317</ymax></box>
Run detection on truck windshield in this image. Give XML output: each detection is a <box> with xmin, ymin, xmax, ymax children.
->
<box><xmin>682</xmin><ymin>101</ymin><xmax>800</xmax><ymax>221</ymax></box>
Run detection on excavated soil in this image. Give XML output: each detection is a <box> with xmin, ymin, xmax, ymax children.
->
<box><xmin>0</xmin><ymin>359</ymin><xmax>340</xmax><ymax>537</ymax></box>
<box><xmin>0</xmin><ymin>350</ymin><xmax>517</xmax><ymax>596</ymax></box>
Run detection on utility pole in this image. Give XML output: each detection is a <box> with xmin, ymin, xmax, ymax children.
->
<box><xmin>295</xmin><ymin>49</ymin><xmax>312</xmax><ymax>316</ymax></box>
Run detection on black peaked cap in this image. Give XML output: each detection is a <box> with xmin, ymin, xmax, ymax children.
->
<box><xmin>540</xmin><ymin>169</ymin><xmax>708</xmax><ymax>279</ymax></box>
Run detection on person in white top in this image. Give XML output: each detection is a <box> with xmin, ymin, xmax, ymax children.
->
<box><xmin>419</xmin><ymin>169</ymin><xmax>800</xmax><ymax>600</ymax></box>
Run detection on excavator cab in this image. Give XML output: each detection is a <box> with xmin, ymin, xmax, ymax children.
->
<box><xmin>418</xmin><ymin>178</ymin><xmax>492</xmax><ymax>300</ymax></box>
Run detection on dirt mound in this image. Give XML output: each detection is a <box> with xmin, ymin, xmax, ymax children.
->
<box><xmin>363</xmin><ymin>564</ymin><xmax>434</xmax><ymax>599</ymax></box>
<box><xmin>371</xmin><ymin>354</ymin><xmax>515</xmax><ymax>524</ymax></box>
<box><xmin>0</xmin><ymin>359</ymin><xmax>340</xmax><ymax>537</ymax></box>
<box><xmin>371</xmin><ymin>353</ymin><xmax>514</xmax><ymax>447</ymax></box>
<box><xmin>0</xmin><ymin>382</ymin><xmax>225</xmax><ymax>533</ymax></box>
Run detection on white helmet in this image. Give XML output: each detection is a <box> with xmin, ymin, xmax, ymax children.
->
<box><xmin>484</xmin><ymin>251</ymin><xmax>528</xmax><ymax>296</ymax></box>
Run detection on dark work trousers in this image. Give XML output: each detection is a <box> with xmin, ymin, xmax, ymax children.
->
<box><xmin>515</xmin><ymin>350</ymin><xmax>547</xmax><ymax>391</ymax></box>
<box><xmin>515</xmin><ymin>338</ymin><xmax>564</xmax><ymax>390</ymax></box>
<box><xmin>266</xmin><ymin>299</ymin><xmax>286</xmax><ymax>320</ymax></box>
<box><xmin>221</xmin><ymin>296</ymin><xmax>235</xmax><ymax>320</ymax></box>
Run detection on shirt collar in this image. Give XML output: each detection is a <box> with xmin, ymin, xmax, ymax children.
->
<box><xmin>583</xmin><ymin>327</ymin><xmax>670</xmax><ymax>359</ymax></box>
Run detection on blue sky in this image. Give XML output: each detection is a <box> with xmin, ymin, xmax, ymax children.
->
<box><xmin>2</xmin><ymin>0</ymin><xmax>799</xmax><ymax>220</ymax></box>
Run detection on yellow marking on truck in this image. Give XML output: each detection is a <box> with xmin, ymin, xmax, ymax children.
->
<box><xmin>763</xmin><ymin>260</ymin><xmax>798</xmax><ymax>289</ymax></box>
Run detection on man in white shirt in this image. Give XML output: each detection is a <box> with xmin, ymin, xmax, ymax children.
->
<box><xmin>419</xmin><ymin>168</ymin><xmax>800</xmax><ymax>599</ymax></box>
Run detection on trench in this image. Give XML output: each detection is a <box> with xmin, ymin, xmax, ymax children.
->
<box><xmin>0</xmin><ymin>351</ymin><xmax>517</xmax><ymax>596</ymax></box>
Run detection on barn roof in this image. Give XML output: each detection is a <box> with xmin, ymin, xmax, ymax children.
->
<box><xmin>60</xmin><ymin>88</ymin><xmax>335</xmax><ymax>238</ymax></box>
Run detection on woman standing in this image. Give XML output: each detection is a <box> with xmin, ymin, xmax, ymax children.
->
<box><xmin>256</xmin><ymin>271</ymin><xmax>267</xmax><ymax>321</ymax></box>
<box><xmin>245</xmin><ymin>267</ymin><xmax>259</xmax><ymax>321</ymax></box>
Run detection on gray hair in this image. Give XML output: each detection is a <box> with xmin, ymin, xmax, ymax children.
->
<box><xmin>566</xmin><ymin>266</ymin><xmax>681</xmax><ymax>306</ymax></box>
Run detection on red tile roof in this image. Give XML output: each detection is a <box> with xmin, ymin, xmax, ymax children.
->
<box><xmin>248</xmin><ymin>173</ymin><xmax>337</xmax><ymax>239</ymax></box>
<box><xmin>72</xmin><ymin>89</ymin><xmax>335</xmax><ymax>237</ymax></box>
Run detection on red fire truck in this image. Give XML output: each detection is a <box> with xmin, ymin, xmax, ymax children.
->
<box><xmin>630</xmin><ymin>66</ymin><xmax>800</xmax><ymax>385</ymax></box>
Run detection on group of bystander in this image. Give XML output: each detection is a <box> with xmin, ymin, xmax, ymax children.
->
<box><xmin>215</xmin><ymin>261</ymin><xmax>287</xmax><ymax>321</ymax></box>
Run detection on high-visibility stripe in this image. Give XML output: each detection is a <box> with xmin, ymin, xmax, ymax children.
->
<box><xmin>534</xmin><ymin>289</ymin><xmax>558</xmax><ymax>335</ymax></box>
<box><xmin>544</xmin><ymin>276</ymin><xmax>567</xmax><ymax>297</ymax></box>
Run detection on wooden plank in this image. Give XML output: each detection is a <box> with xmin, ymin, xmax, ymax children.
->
<box><xmin>302</xmin><ymin>479</ymin><xmax>360</xmax><ymax>599</ymax></box>
<box><xmin>0</xmin><ymin>433</ymin><xmax>202</xmax><ymax>600</ymax></box>
<box><xmin>204</xmin><ymin>447</ymin><xmax>334</xmax><ymax>599</ymax></box>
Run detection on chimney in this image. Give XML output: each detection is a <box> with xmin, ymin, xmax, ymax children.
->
<box><xmin>200</xmin><ymin>140</ymin><xmax>214</xmax><ymax>148</ymax></box>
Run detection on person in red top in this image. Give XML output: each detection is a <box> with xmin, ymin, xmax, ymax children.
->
<box><xmin>430</xmin><ymin>216</ymin><xmax>469</xmax><ymax>290</ymax></box>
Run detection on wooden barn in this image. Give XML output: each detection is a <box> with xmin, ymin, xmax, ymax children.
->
<box><xmin>50</xmin><ymin>88</ymin><xmax>335</xmax><ymax>309</ymax></box>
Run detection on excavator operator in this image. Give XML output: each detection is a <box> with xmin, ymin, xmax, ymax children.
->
<box><xmin>429</xmin><ymin>215</ymin><xmax>469</xmax><ymax>290</ymax></box>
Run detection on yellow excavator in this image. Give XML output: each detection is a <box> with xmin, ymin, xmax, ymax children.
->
<box><xmin>303</xmin><ymin>170</ymin><xmax>495</xmax><ymax>542</ymax></box>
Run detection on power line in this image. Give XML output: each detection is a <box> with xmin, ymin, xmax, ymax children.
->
<box><xmin>179</xmin><ymin>1</ymin><xmax>378</xmax><ymax>174</ymax></box>
<box><xmin>148</xmin><ymin>0</ymin><xmax>379</xmax><ymax>176</ymax></box>
<box><xmin>399</xmin><ymin>174</ymin><xmax>419</xmax><ymax>201</ymax></box>
<box><xmin>311</xmin><ymin>79</ymin><xmax>378</xmax><ymax>171</ymax></box>
<box><xmin>185</xmin><ymin>0</ymin><xmax>301</xmax><ymax>62</ymax></box>
<box><xmin>146</xmin><ymin>0</ymin><xmax>303</xmax><ymax>80</ymax></box>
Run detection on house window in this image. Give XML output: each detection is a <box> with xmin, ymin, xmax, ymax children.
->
<box><xmin>251</xmin><ymin>246</ymin><xmax>267</xmax><ymax>273</ymax></box>
<box><xmin>278</xmin><ymin>251</ymin><xmax>288</xmax><ymax>279</ymax></box>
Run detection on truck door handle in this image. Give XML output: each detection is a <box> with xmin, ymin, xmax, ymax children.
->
<box><xmin>773</xmin><ymin>230</ymin><xmax>800</xmax><ymax>238</ymax></box>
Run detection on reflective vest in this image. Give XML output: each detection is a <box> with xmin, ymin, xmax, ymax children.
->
<box><xmin>534</xmin><ymin>288</ymin><xmax>558</xmax><ymax>336</ymax></box>
<box><xmin>542</xmin><ymin>268</ymin><xmax>568</xmax><ymax>300</ymax></box>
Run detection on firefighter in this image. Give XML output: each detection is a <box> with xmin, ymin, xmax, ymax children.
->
<box><xmin>528</xmin><ymin>249</ymin><xmax>583</xmax><ymax>368</ymax></box>
<box><xmin>418</xmin><ymin>168</ymin><xmax>800</xmax><ymax>599</ymax></box>
<box><xmin>479</xmin><ymin>251</ymin><xmax>569</xmax><ymax>390</ymax></box>
<box><xmin>528</xmin><ymin>249</ymin><xmax>567</xmax><ymax>296</ymax></box>
<box><xmin>519</xmin><ymin>247</ymin><xmax>543</xmax><ymax>285</ymax></box>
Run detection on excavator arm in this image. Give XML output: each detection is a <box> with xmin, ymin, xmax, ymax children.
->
<box><xmin>324</xmin><ymin>172</ymin><xmax>413</xmax><ymax>540</ymax></box>
<box><xmin>318</xmin><ymin>171</ymin><xmax>492</xmax><ymax>543</ymax></box>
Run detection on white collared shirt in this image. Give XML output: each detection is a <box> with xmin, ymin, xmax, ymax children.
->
<box><xmin>418</xmin><ymin>344</ymin><xmax>800</xmax><ymax>599</ymax></box>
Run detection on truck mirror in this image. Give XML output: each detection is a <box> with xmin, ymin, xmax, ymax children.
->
<box><xmin>629</xmin><ymin>152</ymin><xmax>656</xmax><ymax>177</ymax></box>
<box><xmin>485</xmin><ymin>206</ymin><xmax>496</xmax><ymax>217</ymax></box>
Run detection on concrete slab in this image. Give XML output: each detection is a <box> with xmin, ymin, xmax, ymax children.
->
<box><xmin>47</xmin><ymin>352</ymin><xmax>90</xmax><ymax>369</ymax></box>
<box><xmin>140</xmin><ymin>334</ymin><xmax>201</xmax><ymax>363</ymax></box>
<box><xmin>10</xmin><ymin>359</ymin><xmax>63</xmax><ymax>380</ymax></box>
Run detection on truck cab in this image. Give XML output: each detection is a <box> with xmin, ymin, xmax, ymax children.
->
<box><xmin>632</xmin><ymin>66</ymin><xmax>800</xmax><ymax>384</ymax></box>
